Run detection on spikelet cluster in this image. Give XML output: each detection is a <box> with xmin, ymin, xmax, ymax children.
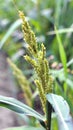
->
<box><xmin>19</xmin><ymin>11</ymin><xmax>53</xmax><ymax>114</ymax></box>
<box><xmin>7</xmin><ymin>58</ymin><xmax>32</xmax><ymax>107</ymax></box>
<box><xmin>19</xmin><ymin>11</ymin><xmax>38</xmax><ymax>56</ymax></box>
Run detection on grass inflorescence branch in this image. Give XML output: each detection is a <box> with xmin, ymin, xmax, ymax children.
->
<box><xmin>19</xmin><ymin>10</ymin><xmax>53</xmax><ymax>130</ymax></box>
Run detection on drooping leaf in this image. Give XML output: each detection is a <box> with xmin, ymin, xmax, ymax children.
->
<box><xmin>0</xmin><ymin>95</ymin><xmax>45</xmax><ymax>122</ymax></box>
<box><xmin>46</xmin><ymin>93</ymin><xmax>73</xmax><ymax>130</ymax></box>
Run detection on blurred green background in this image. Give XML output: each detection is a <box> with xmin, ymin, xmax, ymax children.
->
<box><xmin>0</xmin><ymin>0</ymin><xmax>73</xmax><ymax>61</ymax></box>
<box><xmin>0</xmin><ymin>0</ymin><xmax>73</xmax><ymax>129</ymax></box>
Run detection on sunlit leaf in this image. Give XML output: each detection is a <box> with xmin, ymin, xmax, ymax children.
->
<box><xmin>0</xmin><ymin>95</ymin><xmax>45</xmax><ymax>122</ymax></box>
<box><xmin>46</xmin><ymin>93</ymin><xmax>73</xmax><ymax>130</ymax></box>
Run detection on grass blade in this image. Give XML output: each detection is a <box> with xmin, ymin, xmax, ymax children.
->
<box><xmin>0</xmin><ymin>95</ymin><xmax>45</xmax><ymax>122</ymax></box>
<box><xmin>55</xmin><ymin>26</ymin><xmax>67</xmax><ymax>77</ymax></box>
<box><xmin>0</xmin><ymin>19</ymin><xmax>22</xmax><ymax>49</ymax></box>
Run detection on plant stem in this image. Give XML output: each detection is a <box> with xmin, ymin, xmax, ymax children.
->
<box><xmin>46</xmin><ymin>101</ymin><xmax>52</xmax><ymax>130</ymax></box>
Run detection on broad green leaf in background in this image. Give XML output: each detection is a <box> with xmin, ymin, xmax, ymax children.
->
<box><xmin>0</xmin><ymin>95</ymin><xmax>45</xmax><ymax>122</ymax></box>
<box><xmin>3</xmin><ymin>126</ymin><xmax>45</xmax><ymax>130</ymax></box>
<box><xmin>55</xmin><ymin>27</ymin><xmax>67</xmax><ymax>77</ymax></box>
<box><xmin>46</xmin><ymin>93</ymin><xmax>73</xmax><ymax>130</ymax></box>
<box><xmin>0</xmin><ymin>19</ymin><xmax>22</xmax><ymax>49</ymax></box>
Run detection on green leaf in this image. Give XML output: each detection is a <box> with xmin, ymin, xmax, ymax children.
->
<box><xmin>48</xmin><ymin>28</ymin><xmax>73</xmax><ymax>35</ymax></box>
<box><xmin>0</xmin><ymin>19</ymin><xmax>22</xmax><ymax>49</ymax></box>
<box><xmin>3</xmin><ymin>126</ymin><xmax>45</xmax><ymax>130</ymax></box>
<box><xmin>0</xmin><ymin>95</ymin><xmax>45</xmax><ymax>122</ymax></box>
<box><xmin>46</xmin><ymin>94</ymin><xmax>73</xmax><ymax>130</ymax></box>
<box><xmin>55</xmin><ymin>0</ymin><xmax>62</xmax><ymax>27</ymax></box>
<box><xmin>55</xmin><ymin>27</ymin><xmax>67</xmax><ymax>77</ymax></box>
<box><xmin>51</xmin><ymin>114</ymin><xmax>58</xmax><ymax>130</ymax></box>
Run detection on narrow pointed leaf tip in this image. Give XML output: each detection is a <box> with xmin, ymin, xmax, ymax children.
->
<box><xmin>0</xmin><ymin>95</ymin><xmax>45</xmax><ymax>122</ymax></box>
<box><xmin>46</xmin><ymin>94</ymin><xmax>73</xmax><ymax>130</ymax></box>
